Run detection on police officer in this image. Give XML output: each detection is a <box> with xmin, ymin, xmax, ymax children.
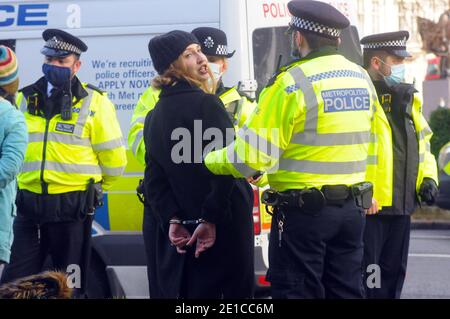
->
<box><xmin>360</xmin><ymin>31</ymin><xmax>439</xmax><ymax>299</ymax></box>
<box><xmin>127</xmin><ymin>27</ymin><xmax>258</xmax><ymax>297</ymax></box>
<box><xmin>191</xmin><ymin>27</ymin><xmax>257</xmax><ymax>129</ymax></box>
<box><xmin>439</xmin><ymin>142</ymin><xmax>450</xmax><ymax>176</ymax></box>
<box><xmin>205</xmin><ymin>0</ymin><xmax>383</xmax><ymax>299</ymax></box>
<box><xmin>128</xmin><ymin>27</ymin><xmax>256</xmax><ymax>165</ymax></box>
<box><xmin>437</xmin><ymin>142</ymin><xmax>450</xmax><ymax>209</ymax></box>
<box><xmin>0</xmin><ymin>29</ymin><xmax>127</xmax><ymax>291</ymax></box>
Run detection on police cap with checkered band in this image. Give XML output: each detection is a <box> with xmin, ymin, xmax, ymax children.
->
<box><xmin>192</xmin><ymin>27</ymin><xmax>235</xmax><ymax>58</ymax></box>
<box><xmin>360</xmin><ymin>31</ymin><xmax>411</xmax><ymax>58</ymax></box>
<box><xmin>287</xmin><ymin>0</ymin><xmax>350</xmax><ymax>39</ymax></box>
<box><xmin>41</xmin><ymin>29</ymin><xmax>88</xmax><ymax>57</ymax></box>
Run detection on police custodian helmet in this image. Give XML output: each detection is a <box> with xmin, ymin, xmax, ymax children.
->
<box><xmin>41</xmin><ymin>29</ymin><xmax>88</xmax><ymax>58</ymax></box>
<box><xmin>287</xmin><ymin>0</ymin><xmax>350</xmax><ymax>39</ymax></box>
<box><xmin>191</xmin><ymin>27</ymin><xmax>236</xmax><ymax>58</ymax></box>
<box><xmin>360</xmin><ymin>31</ymin><xmax>412</xmax><ymax>58</ymax></box>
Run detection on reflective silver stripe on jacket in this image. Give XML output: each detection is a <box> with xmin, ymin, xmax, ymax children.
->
<box><xmin>93</xmin><ymin>138</ymin><xmax>124</xmax><ymax>152</ymax></box>
<box><xmin>357</xmin><ymin>66</ymin><xmax>378</xmax><ymax>121</ymax></box>
<box><xmin>417</xmin><ymin>126</ymin><xmax>433</xmax><ymax>141</ymax></box>
<box><xmin>73</xmin><ymin>89</ymin><xmax>94</xmax><ymax>136</ymax></box>
<box><xmin>28</xmin><ymin>132</ymin><xmax>91</xmax><ymax>147</ymax></box>
<box><xmin>237</xmin><ymin>125</ymin><xmax>281</xmax><ymax>157</ymax></box>
<box><xmin>292</xmin><ymin>131</ymin><xmax>371</xmax><ymax>146</ymax></box>
<box><xmin>287</xmin><ymin>66</ymin><xmax>373</xmax><ymax>148</ymax></box>
<box><xmin>279</xmin><ymin>158</ymin><xmax>367</xmax><ymax>175</ymax></box>
<box><xmin>366</xmin><ymin>155</ymin><xmax>378</xmax><ymax>165</ymax></box>
<box><xmin>130</xmin><ymin>116</ymin><xmax>146</xmax><ymax>129</ymax></box>
<box><xmin>226</xmin><ymin>142</ymin><xmax>259</xmax><ymax>177</ymax></box>
<box><xmin>19</xmin><ymin>95</ymin><xmax>28</xmax><ymax>113</ymax></box>
<box><xmin>100</xmin><ymin>165</ymin><xmax>126</xmax><ymax>176</ymax></box>
<box><xmin>419</xmin><ymin>153</ymin><xmax>425</xmax><ymax>163</ymax></box>
<box><xmin>22</xmin><ymin>161</ymin><xmax>102</xmax><ymax>175</ymax></box>
<box><xmin>132</xmin><ymin>130</ymin><xmax>144</xmax><ymax>155</ymax></box>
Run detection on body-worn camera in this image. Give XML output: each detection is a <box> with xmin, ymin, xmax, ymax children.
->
<box><xmin>351</xmin><ymin>181</ymin><xmax>373</xmax><ymax>210</ymax></box>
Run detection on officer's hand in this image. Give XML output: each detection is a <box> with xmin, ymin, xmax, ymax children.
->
<box><xmin>419</xmin><ymin>178</ymin><xmax>439</xmax><ymax>206</ymax></box>
<box><xmin>365</xmin><ymin>198</ymin><xmax>379</xmax><ymax>215</ymax></box>
<box><xmin>168</xmin><ymin>224</ymin><xmax>191</xmax><ymax>254</ymax></box>
<box><xmin>187</xmin><ymin>222</ymin><xmax>216</xmax><ymax>258</ymax></box>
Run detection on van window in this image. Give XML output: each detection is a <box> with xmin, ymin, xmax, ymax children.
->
<box><xmin>252</xmin><ymin>27</ymin><xmax>292</xmax><ymax>98</ymax></box>
<box><xmin>252</xmin><ymin>26</ymin><xmax>363</xmax><ymax>98</ymax></box>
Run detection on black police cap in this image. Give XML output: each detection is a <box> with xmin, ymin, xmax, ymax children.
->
<box><xmin>192</xmin><ymin>27</ymin><xmax>235</xmax><ymax>58</ymax></box>
<box><xmin>287</xmin><ymin>0</ymin><xmax>350</xmax><ymax>39</ymax></box>
<box><xmin>41</xmin><ymin>29</ymin><xmax>88</xmax><ymax>58</ymax></box>
<box><xmin>360</xmin><ymin>31</ymin><xmax>411</xmax><ymax>58</ymax></box>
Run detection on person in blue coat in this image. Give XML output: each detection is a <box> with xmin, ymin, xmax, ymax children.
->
<box><xmin>0</xmin><ymin>45</ymin><xmax>28</xmax><ymax>269</ymax></box>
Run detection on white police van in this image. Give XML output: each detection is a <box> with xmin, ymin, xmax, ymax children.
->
<box><xmin>0</xmin><ymin>0</ymin><xmax>359</xmax><ymax>298</ymax></box>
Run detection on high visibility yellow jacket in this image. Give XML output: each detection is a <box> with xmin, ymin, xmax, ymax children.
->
<box><xmin>17</xmin><ymin>77</ymin><xmax>127</xmax><ymax>194</ymax></box>
<box><xmin>127</xmin><ymin>86</ymin><xmax>161</xmax><ymax>166</ymax></box>
<box><xmin>128</xmin><ymin>84</ymin><xmax>257</xmax><ymax>165</ymax></box>
<box><xmin>367</xmin><ymin>91</ymin><xmax>439</xmax><ymax>208</ymax></box>
<box><xmin>205</xmin><ymin>49</ymin><xmax>383</xmax><ymax>192</ymax></box>
<box><xmin>218</xmin><ymin>86</ymin><xmax>257</xmax><ymax>129</ymax></box>
<box><xmin>439</xmin><ymin>142</ymin><xmax>450</xmax><ymax>176</ymax></box>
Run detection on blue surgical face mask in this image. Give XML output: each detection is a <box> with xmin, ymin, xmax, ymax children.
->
<box><xmin>377</xmin><ymin>58</ymin><xmax>406</xmax><ymax>87</ymax></box>
<box><xmin>42</xmin><ymin>63</ymin><xmax>71</xmax><ymax>87</ymax></box>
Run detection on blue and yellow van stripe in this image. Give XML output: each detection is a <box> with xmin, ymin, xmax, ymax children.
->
<box><xmin>95</xmin><ymin>150</ymin><xmax>145</xmax><ymax>231</ymax></box>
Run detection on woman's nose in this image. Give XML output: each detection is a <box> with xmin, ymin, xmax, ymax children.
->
<box><xmin>197</xmin><ymin>52</ymin><xmax>207</xmax><ymax>64</ymax></box>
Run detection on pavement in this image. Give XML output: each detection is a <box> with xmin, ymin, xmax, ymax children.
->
<box><xmin>0</xmin><ymin>224</ymin><xmax>449</xmax><ymax>299</ymax></box>
<box><xmin>402</xmin><ymin>229</ymin><xmax>450</xmax><ymax>298</ymax></box>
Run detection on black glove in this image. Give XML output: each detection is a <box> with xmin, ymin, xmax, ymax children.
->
<box><xmin>419</xmin><ymin>178</ymin><xmax>439</xmax><ymax>205</ymax></box>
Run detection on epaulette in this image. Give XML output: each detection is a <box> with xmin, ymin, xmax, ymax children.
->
<box><xmin>86</xmin><ymin>83</ymin><xmax>105</xmax><ymax>94</ymax></box>
<box><xmin>265</xmin><ymin>60</ymin><xmax>297</xmax><ymax>88</ymax></box>
<box><xmin>19</xmin><ymin>83</ymin><xmax>37</xmax><ymax>98</ymax></box>
<box><xmin>237</xmin><ymin>89</ymin><xmax>256</xmax><ymax>102</ymax></box>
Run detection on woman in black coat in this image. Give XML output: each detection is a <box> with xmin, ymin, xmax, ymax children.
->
<box><xmin>143</xmin><ymin>30</ymin><xmax>254</xmax><ymax>299</ymax></box>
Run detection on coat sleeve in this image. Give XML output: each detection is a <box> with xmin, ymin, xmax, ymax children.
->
<box><xmin>90</xmin><ymin>92</ymin><xmax>127</xmax><ymax>190</ymax></box>
<box><xmin>199</xmin><ymin>94</ymin><xmax>240</xmax><ymax>224</ymax></box>
<box><xmin>415</xmin><ymin>95</ymin><xmax>439</xmax><ymax>185</ymax></box>
<box><xmin>144</xmin><ymin>155</ymin><xmax>181</xmax><ymax>227</ymax></box>
<box><xmin>0</xmin><ymin>107</ymin><xmax>28</xmax><ymax>189</ymax></box>
<box><xmin>143</xmin><ymin>109</ymin><xmax>182</xmax><ymax>226</ymax></box>
<box><xmin>205</xmin><ymin>78</ymin><xmax>298</xmax><ymax>177</ymax></box>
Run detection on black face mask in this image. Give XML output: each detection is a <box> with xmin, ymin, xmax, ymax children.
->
<box><xmin>42</xmin><ymin>63</ymin><xmax>71</xmax><ymax>88</ymax></box>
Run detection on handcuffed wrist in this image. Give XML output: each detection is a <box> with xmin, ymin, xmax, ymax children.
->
<box><xmin>169</xmin><ymin>218</ymin><xmax>182</xmax><ymax>225</ymax></box>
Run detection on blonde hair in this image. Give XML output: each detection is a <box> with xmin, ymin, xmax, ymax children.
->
<box><xmin>152</xmin><ymin>56</ymin><xmax>216</xmax><ymax>94</ymax></box>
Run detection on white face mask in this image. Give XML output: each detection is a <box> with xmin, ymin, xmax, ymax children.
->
<box><xmin>208</xmin><ymin>62</ymin><xmax>223</xmax><ymax>83</ymax></box>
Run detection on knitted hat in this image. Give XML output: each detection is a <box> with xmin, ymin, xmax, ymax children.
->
<box><xmin>0</xmin><ymin>45</ymin><xmax>19</xmax><ymax>95</ymax></box>
<box><xmin>148</xmin><ymin>30</ymin><xmax>200</xmax><ymax>75</ymax></box>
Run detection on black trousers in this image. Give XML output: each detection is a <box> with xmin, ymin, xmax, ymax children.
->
<box><xmin>266</xmin><ymin>199</ymin><xmax>366</xmax><ymax>299</ymax></box>
<box><xmin>363</xmin><ymin>215</ymin><xmax>411</xmax><ymax>299</ymax></box>
<box><xmin>142</xmin><ymin>205</ymin><xmax>165</xmax><ymax>299</ymax></box>
<box><xmin>0</xmin><ymin>189</ymin><xmax>90</xmax><ymax>286</ymax></box>
<box><xmin>0</xmin><ymin>215</ymin><xmax>85</xmax><ymax>284</ymax></box>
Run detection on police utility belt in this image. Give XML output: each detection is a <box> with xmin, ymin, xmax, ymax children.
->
<box><xmin>261</xmin><ymin>182</ymin><xmax>373</xmax><ymax>214</ymax></box>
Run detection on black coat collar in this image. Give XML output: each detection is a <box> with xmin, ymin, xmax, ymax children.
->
<box><xmin>22</xmin><ymin>76</ymin><xmax>88</xmax><ymax>102</ymax></box>
<box><xmin>159</xmin><ymin>80</ymin><xmax>203</xmax><ymax>98</ymax></box>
